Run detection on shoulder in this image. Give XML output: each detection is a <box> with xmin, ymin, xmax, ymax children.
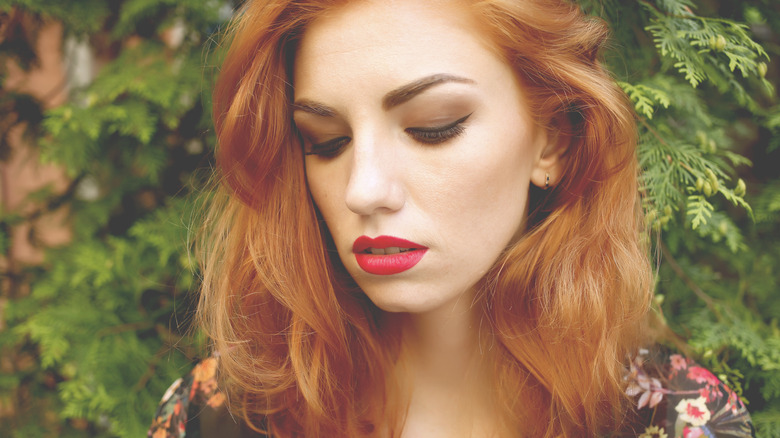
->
<box><xmin>148</xmin><ymin>357</ymin><xmax>242</xmax><ymax>438</ymax></box>
<box><xmin>625</xmin><ymin>349</ymin><xmax>755</xmax><ymax>438</ymax></box>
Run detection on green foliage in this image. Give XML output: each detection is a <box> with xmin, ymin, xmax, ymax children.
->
<box><xmin>598</xmin><ymin>0</ymin><xmax>780</xmax><ymax>433</ymax></box>
<box><xmin>41</xmin><ymin>40</ymin><xmax>206</xmax><ymax>181</ymax></box>
<box><xmin>0</xmin><ymin>0</ymin><xmax>110</xmax><ymax>35</ymax></box>
<box><xmin>618</xmin><ymin>81</ymin><xmax>671</xmax><ymax>119</ymax></box>
<box><xmin>641</xmin><ymin>0</ymin><xmax>772</xmax><ymax>99</ymax></box>
<box><xmin>1</xmin><ymin>0</ymin><xmax>224</xmax><ymax>436</ymax></box>
<box><xmin>0</xmin><ymin>0</ymin><xmax>778</xmax><ymax>436</ymax></box>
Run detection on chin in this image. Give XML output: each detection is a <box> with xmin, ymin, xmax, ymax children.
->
<box><xmin>360</xmin><ymin>284</ymin><xmax>474</xmax><ymax>315</ymax></box>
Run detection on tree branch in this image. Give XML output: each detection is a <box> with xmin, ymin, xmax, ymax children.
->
<box><xmin>659</xmin><ymin>241</ymin><xmax>722</xmax><ymax>320</ymax></box>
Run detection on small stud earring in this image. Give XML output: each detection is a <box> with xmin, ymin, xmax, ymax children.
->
<box><xmin>545</xmin><ymin>173</ymin><xmax>550</xmax><ymax>190</ymax></box>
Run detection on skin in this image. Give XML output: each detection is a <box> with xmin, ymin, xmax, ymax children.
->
<box><xmin>293</xmin><ymin>0</ymin><xmax>565</xmax><ymax>436</ymax></box>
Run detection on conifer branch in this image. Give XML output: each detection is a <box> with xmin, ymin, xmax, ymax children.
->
<box><xmin>659</xmin><ymin>241</ymin><xmax>721</xmax><ymax>319</ymax></box>
<box><xmin>132</xmin><ymin>344</ymin><xmax>168</xmax><ymax>393</ymax></box>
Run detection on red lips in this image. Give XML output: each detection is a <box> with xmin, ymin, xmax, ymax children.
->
<box><xmin>352</xmin><ymin>235</ymin><xmax>428</xmax><ymax>275</ymax></box>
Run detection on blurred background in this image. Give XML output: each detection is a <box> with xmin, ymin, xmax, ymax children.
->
<box><xmin>0</xmin><ymin>0</ymin><xmax>778</xmax><ymax>436</ymax></box>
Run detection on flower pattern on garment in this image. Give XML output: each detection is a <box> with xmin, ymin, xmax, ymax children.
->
<box><xmin>625</xmin><ymin>351</ymin><xmax>755</xmax><ymax>438</ymax></box>
<box><xmin>148</xmin><ymin>351</ymin><xmax>755</xmax><ymax>437</ymax></box>
<box><xmin>639</xmin><ymin>425</ymin><xmax>669</xmax><ymax>438</ymax></box>
<box><xmin>675</xmin><ymin>397</ymin><xmax>711</xmax><ymax>427</ymax></box>
<box><xmin>147</xmin><ymin>358</ymin><xmax>223</xmax><ymax>438</ymax></box>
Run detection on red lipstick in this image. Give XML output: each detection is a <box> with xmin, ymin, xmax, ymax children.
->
<box><xmin>352</xmin><ymin>235</ymin><xmax>427</xmax><ymax>275</ymax></box>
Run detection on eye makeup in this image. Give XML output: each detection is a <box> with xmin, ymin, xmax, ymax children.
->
<box><xmin>293</xmin><ymin>115</ymin><xmax>351</xmax><ymax>158</ymax></box>
<box><xmin>305</xmin><ymin>136</ymin><xmax>350</xmax><ymax>158</ymax></box>
<box><xmin>405</xmin><ymin>113</ymin><xmax>472</xmax><ymax>145</ymax></box>
<box><xmin>299</xmin><ymin>111</ymin><xmax>474</xmax><ymax>158</ymax></box>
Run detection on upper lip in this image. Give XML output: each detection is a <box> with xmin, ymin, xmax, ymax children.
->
<box><xmin>352</xmin><ymin>235</ymin><xmax>427</xmax><ymax>253</ymax></box>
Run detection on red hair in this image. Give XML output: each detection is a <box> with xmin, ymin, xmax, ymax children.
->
<box><xmin>198</xmin><ymin>0</ymin><xmax>653</xmax><ymax>436</ymax></box>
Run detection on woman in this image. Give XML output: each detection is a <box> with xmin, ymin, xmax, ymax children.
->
<box><xmin>149</xmin><ymin>0</ymin><xmax>754</xmax><ymax>436</ymax></box>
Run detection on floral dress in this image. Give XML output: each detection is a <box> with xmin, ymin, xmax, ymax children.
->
<box><xmin>148</xmin><ymin>350</ymin><xmax>755</xmax><ymax>438</ymax></box>
<box><xmin>624</xmin><ymin>350</ymin><xmax>754</xmax><ymax>438</ymax></box>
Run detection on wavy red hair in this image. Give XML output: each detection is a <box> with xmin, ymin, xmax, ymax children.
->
<box><xmin>198</xmin><ymin>0</ymin><xmax>653</xmax><ymax>436</ymax></box>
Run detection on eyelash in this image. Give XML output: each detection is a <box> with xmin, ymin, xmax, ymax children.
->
<box><xmin>303</xmin><ymin>113</ymin><xmax>472</xmax><ymax>158</ymax></box>
<box><xmin>304</xmin><ymin>137</ymin><xmax>350</xmax><ymax>158</ymax></box>
<box><xmin>405</xmin><ymin>113</ymin><xmax>471</xmax><ymax>145</ymax></box>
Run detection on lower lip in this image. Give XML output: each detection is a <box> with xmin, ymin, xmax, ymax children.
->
<box><xmin>354</xmin><ymin>250</ymin><xmax>427</xmax><ymax>275</ymax></box>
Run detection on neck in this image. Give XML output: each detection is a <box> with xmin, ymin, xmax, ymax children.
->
<box><xmin>398</xmin><ymin>300</ymin><xmax>485</xmax><ymax>382</ymax></box>
<box><xmin>386</xmin><ymin>291</ymin><xmax>500</xmax><ymax>437</ymax></box>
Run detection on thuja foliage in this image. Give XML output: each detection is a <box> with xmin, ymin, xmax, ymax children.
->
<box><xmin>581</xmin><ymin>0</ymin><xmax>780</xmax><ymax>435</ymax></box>
<box><xmin>0</xmin><ymin>0</ymin><xmax>778</xmax><ymax>436</ymax></box>
<box><xmin>1</xmin><ymin>1</ymin><xmax>226</xmax><ymax>436</ymax></box>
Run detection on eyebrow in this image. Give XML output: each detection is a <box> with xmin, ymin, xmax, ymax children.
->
<box><xmin>292</xmin><ymin>73</ymin><xmax>475</xmax><ymax>117</ymax></box>
<box><xmin>291</xmin><ymin>100</ymin><xmax>337</xmax><ymax>117</ymax></box>
<box><xmin>382</xmin><ymin>73</ymin><xmax>475</xmax><ymax>110</ymax></box>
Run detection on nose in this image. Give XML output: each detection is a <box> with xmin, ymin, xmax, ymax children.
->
<box><xmin>344</xmin><ymin>134</ymin><xmax>405</xmax><ymax>216</ymax></box>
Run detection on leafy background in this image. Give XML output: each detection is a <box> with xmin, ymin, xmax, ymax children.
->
<box><xmin>0</xmin><ymin>0</ymin><xmax>778</xmax><ymax>436</ymax></box>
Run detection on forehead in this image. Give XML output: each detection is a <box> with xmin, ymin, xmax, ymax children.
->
<box><xmin>293</xmin><ymin>0</ymin><xmax>504</xmax><ymax>99</ymax></box>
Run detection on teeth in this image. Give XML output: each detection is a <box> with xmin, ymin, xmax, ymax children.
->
<box><xmin>366</xmin><ymin>247</ymin><xmax>413</xmax><ymax>255</ymax></box>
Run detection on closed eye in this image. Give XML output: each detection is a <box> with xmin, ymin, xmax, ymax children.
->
<box><xmin>304</xmin><ymin>136</ymin><xmax>351</xmax><ymax>158</ymax></box>
<box><xmin>302</xmin><ymin>112</ymin><xmax>472</xmax><ymax>156</ymax></box>
<box><xmin>405</xmin><ymin>113</ymin><xmax>472</xmax><ymax>145</ymax></box>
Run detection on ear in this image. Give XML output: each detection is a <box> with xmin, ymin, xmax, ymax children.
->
<box><xmin>531</xmin><ymin>116</ymin><xmax>570</xmax><ymax>190</ymax></box>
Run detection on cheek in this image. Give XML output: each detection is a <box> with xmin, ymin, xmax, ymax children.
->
<box><xmin>414</xmin><ymin>131</ymin><xmax>534</xmax><ymax>221</ymax></box>
<box><xmin>455</xmin><ymin>162</ymin><xmax>530</xmax><ymax>238</ymax></box>
<box><xmin>305</xmin><ymin>164</ymin><xmax>344</xmax><ymax>228</ymax></box>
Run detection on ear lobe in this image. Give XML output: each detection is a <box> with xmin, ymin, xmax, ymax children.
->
<box><xmin>531</xmin><ymin>117</ymin><xmax>571</xmax><ymax>190</ymax></box>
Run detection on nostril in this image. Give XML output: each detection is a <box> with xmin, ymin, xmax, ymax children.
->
<box><xmin>345</xmin><ymin>165</ymin><xmax>404</xmax><ymax>216</ymax></box>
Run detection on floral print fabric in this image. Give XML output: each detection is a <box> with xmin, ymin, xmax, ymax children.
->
<box><xmin>148</xmin><ymin>351</ymin><xmax>755</xmax><ymax>437</ymax></box>
<box><xmin>147</xmin><ymin>358</ymin><xmax>226</xmax><ymax>438</ymax></box>
<box><xmin>626</xmin><ymin>350</ymin><xmax>754</xmax><ymax>438</ymax></box>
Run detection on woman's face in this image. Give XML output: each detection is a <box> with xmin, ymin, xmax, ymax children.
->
<box><xmin>294</xmin><ymin>0</ymin><xmax>555</xmax><ymax>314</ymax></box>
